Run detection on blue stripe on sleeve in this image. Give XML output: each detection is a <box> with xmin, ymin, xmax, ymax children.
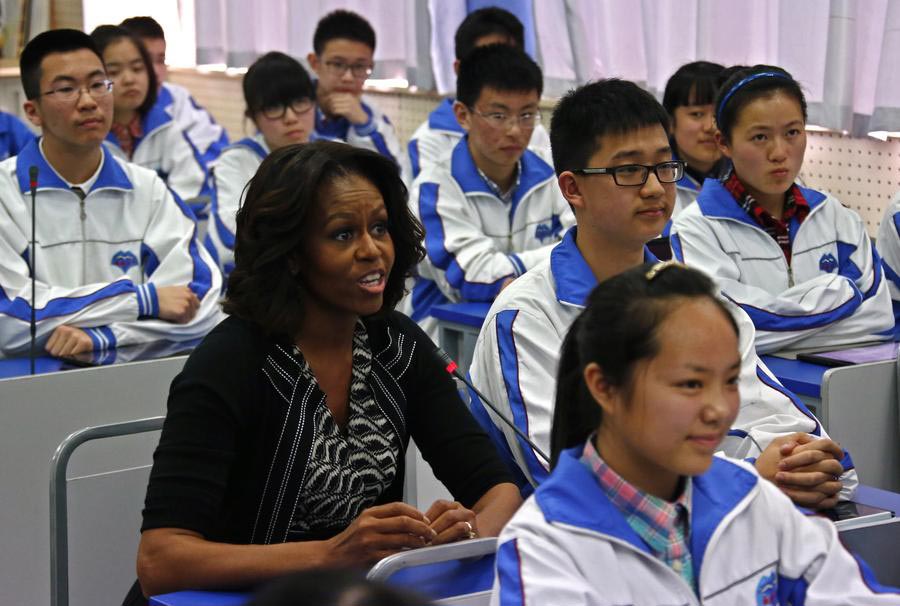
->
<box><xmin>418</xmin><ymin>181</ymin><xmax>511</xmax><ymax>301</ymax></box>
<box><xmin>141</xmin><ymin>243</ymin><xmax>160</xmax><ymax>277</ymax></box>
<box><xmin>496</xmin><ymin>539</ymin><xmax>526</xmax><ymax>606</ymax></box>
<box><xmin>408</xmin><ymin>139</ymin><xmax>421</xmax><ymax>178</ymax></box>
<box><xmin>670</xmin><ymin>232</ymin><xmax>685</xmax><ymax>261</ymax></box>
<box><xmin>840</xmin><ymin>449</ymin><xmax>855</xmax><ymax>471</ymax></box>
<box><xmin>851</xmin><ymin>553</ymin><xmax>900</xmax><ymax>594</ymax></box>
<box><xmin>863</xmin><ymin>244</ymin><xmax>884</xmax><ymax>300</ymax></box>
<box><xmin>496</xmin><ymin>310</ymin><xmax>548</xmax><ymax>485</ymax></box>
<box><xmin>737</xmin><ymin>286</ymin><xmax>862</xmax><ymax>332</ymax></box>
<box><xmin>467</xmin><ymin>378</ymin><xmax>534</xmax><ymax>498</ymax></box>
<box><xmin>755</xmin><ymin>365</ymin><xmax>821</xmax><ymax>435</ymax></box>
<box><xmin>180</xmin><ymin>131</ymin><xmax>214</xmax><ymax>199</ymax></box>
<box><xmin>169</xmin><ymin>190</ymin><xmax>214</xmax><ymax>299</ymax></box>
<box><xmin>369</xmin><ymin>129</ymin><xmax>396</xmax><ymax>163</ymax></box>
<box><xmin>85</xmin><ymin>326</ymin><xmax>117</xmax><ymax>351</ymax></box>
<box><xmin>0</xmin><ymin>281</ymin><xmax>136</xmax><ymax>322</ymax></box>
<box><xmin>210</xmin><ymin>171</ymin><xmax>236</xmax><ymax>250</ymax></box>
<box><xmin>509</xmin><ymin>254</ymin><xmax>526</xmax><ymax>276</ymax></box>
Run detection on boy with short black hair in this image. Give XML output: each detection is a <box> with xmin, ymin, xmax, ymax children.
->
<box><xmin>307</xmin><ymin>10</ymin><xmax>408</xmax><ymax>180</ymax></box>
<box><xmin>405</xmin><ymin>44</ymin><xmax>573</xmax><ymax>338</ymax></box>
<box><xmin>469</xmin><ymin>79</ymin><xmax>855</xmax><ymax>508</ymax></box>
<box><xmin>0</xmin><ymin>29</ymin><xmax>222</xmax><ymax>357</ymax></box>
<box><xmin>408</xmin><ymin>7</ymin><xmax>551</xmax><ymax>178</ymax></box>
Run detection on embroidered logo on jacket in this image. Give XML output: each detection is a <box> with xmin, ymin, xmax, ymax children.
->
<box><xmin>819</xmin><ymin>253</ymin><xmax>838</xmax><ymax>273</ymax></box>
<box><xmin>756</xmin><ymin>572</ymin><xmax>778</xmax><ymax>605</ymax></box>
<box><xmin>111</xmin><ymin>250</ymin><xmax>139</xmax><ymax>273</ymax></box>
<box><xmin>535</xmin><ymin>214</ymin><xmax>563</xmax><ymax>243</ymax></box>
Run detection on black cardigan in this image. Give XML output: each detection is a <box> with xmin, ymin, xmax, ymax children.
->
<box><xmin>141</xmin><ymin>311</ymin><xmax>512</xmax><ymax>544</ymax></box>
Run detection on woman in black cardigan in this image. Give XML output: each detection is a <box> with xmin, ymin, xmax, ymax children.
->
<box><xmin>134</xmin><ymin>141</ymin><xmax>520</xmax><ymax>598</ymax></box>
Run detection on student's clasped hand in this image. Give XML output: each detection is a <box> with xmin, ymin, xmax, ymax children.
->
<box><xmin>156</xmin><ymin>285</ymin><xmax>201</xmax><ymax>324</ymax></box>
<box><xmin>45</xmin><ymin>325</ymin><xmax>93</xmax><ymax>356</ymax></box>
<box><xmin>756</xmin><ymin>432</ymin><xmax>844</xmax><ymax>509</ymax></box>
<box><xmin>323</xmin><ymin>92</ymin><xmax>369</xmax><ymax>125</ymax></box>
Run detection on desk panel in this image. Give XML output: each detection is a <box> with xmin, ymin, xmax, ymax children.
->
<box><xmin>0</xmin><ymin>357</ymin><xmax>186</xmax><ymax>606</ymax></box>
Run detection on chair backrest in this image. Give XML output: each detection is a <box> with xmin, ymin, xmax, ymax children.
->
<box><xmin>50</xmin><ymin>416</ymin><xmax>165</xmax><ymax>606</ymax></box>
<box><xmin>367</xmin><ymin>537</ymin><xmax>497</xmax><ymax>602</ymax></box>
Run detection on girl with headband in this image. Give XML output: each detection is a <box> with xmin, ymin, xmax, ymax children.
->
<box><xmin>670</xmin><ymin>65</ymin><xmax>893</xmax><ymax>353</ymax></box>
<box><xmin>492</xmin><ymin>261</ymin><xmax>898</xmax><ymax>605</ymax></box>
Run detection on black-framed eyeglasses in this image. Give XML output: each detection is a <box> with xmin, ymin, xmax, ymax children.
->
<box><xmin>261</xmin><ymin>99</ymin><xmax>314</xmax><ymax>120</ymax></box>
<box><xmin>323</xmin><ymin>59</ymin><xmax>373</xmax><ymax>79</ymax></box>
<box><xmin>573</xmin><ymin>160</ymin><xmax>685</xmax><ymax>186</ymax></box>
<box><xmin>469</xmin><ymin>107</ymin><xmax>541</xmax><ymax>130</ymax></box>
<box><xmin>40</xmin><ymin>79</ymin><xmax>113</xmax><ymax>103</ymax></box>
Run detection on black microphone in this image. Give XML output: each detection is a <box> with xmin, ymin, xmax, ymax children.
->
<box><xmin>29</xmin><ymin>165</ymin><xmax>38</xmax><ymax>375</ymax></box>
<box><xmin>433</xmin><ymin>346</ymin><xmax>551</xmax><ymax>465</ymax></box>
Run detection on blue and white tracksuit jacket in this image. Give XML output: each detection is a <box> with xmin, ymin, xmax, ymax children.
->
<box><xmin>312</xmin><ymin>97</ymin><xmax>410</xmax><ymax>184</ymax></box>
<box><xmin>0</xmin><ymin>111</ymin><xmax>35</xmax><ymax>161</ymax></box>
<box><xmin>671</xmin><ymin>180</ymin><xmax>894</xmax><ymax>353</ymax></box>
<box><xmin>469</xmin><ymin>228</ymin><xmax>857</xmax><ymax>497</ymax></box>
<box><xmin>104</xmin><ymin>84</ymin><xmax>229</xmax><ymax>222</ymax></box>
<box><xmin>205</xmin><ymin>134</ymin><xmax>269</xmax><ymax>278</ymax></box>
<box><xmin>0</xmin><ymin>139</ymin><xmax>223</xmax><ymax>354</ymax></box>
<box><xmin>493</xmin><ymin>450</ymin><xmax>896</xmax><ymax>606</ymax></box>
<box><xmin>404</xmin><ymin>138</ymin><xmax>574</xmax><ymax>339</ymax></box>
<box><xmin>407</xmin><ymin>98</ymin><xmax>552</xmax><ymax>179</ymax></box>
<box><xmin>876</xmin><ymin>191</ymin><xmax>900</xmax><ymax>328</ymax></box>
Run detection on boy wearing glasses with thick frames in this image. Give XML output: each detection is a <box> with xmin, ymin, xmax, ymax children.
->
<box><xmin>0</xmin><ymin>29</ymin><xmax>222</xmax><ymax>358</ymax></box>
<box><xmin>403</xmin><ymin>44</ymin><xmax>574</xmax><ymax>340</ymax></box>
<box><xmin>306</xmin><ymin>10</ymin><xmax>409</xmax><ymax>183</ymax></box>
<box><xmin>206</xmin><ymin>51</ymin><xmax>317</xmax><ymax>278</ymax></box>
<box><xmin>469</xmin><ymin>79</ymin><xmax>856</xmax><ymax>509</ymax></box>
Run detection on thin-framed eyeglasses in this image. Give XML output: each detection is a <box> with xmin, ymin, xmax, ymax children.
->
<box><xmin>261</xmin><ymin>99</ymin><xmax>315</xmax><ymax>120</ymax></box>
<box><xmin>573</xmin><ymin>160</ymin><xmax>685</xmax><ymax>186</ymax></box>
<box><xmin>468</xmin><ymin>107</ymin><xmax>541</xmax><ymax>130</ymax></box>
<box><xmin>323</xmin><ymin>59</ymin><xmax>373</xmax><ymax>79</ymax></box>
<box><xmin>39</xmin><ymin>79</ymin><xmax>113</xmax><ymax>103</ymax></box>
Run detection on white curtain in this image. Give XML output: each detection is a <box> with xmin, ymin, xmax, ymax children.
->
<box><xmin>196</xmin><ymin>0</ymin><xmax>900</xmax><ymax>133</ymax></box>
<box><xmin>195</xmin><ymin>0</ymin><xmax>428</xmax><ymax>84</ymax></box>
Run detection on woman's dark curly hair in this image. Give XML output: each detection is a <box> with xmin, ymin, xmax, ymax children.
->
<box><xmin>223</xmin><ymin>141</ymin><xmax>425</xmax><ymax>337</ymax></box>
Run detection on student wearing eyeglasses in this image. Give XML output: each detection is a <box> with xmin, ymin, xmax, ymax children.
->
<box><xmin>205</xmin><ymin>52</ymin><xmax>317</xmax><ymax>279</ymax></box>
<box><xmin>307</xmin><ymin>10</ymin><xmax>409</xmax><ymax>183</ymax></box>
<box><xmin>469</xmin><ymin>80</ymin><xmax>857</xmax><ymax>509</ymax></box>
<box><xmin>403</xmin><ymin>44</ymin><xmax>574</xmax><ymax>340</ymax></box>
<box><xmin>0</xmin><ymin>29</ymin><xmax>222</xmax><ymax>357</ymax></box>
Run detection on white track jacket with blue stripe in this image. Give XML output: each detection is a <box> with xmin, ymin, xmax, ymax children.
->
<box><xmin>670</xmin><ymin>180</ymin><xmax>893</xmax><ymax>353</ymax></box>
<box><xmin>468</xmin><ymin>228</ymin><xmax>857</xmax><ymax>497</ymax></box>
<box><xmin>0</xmin><ymin>139</ymin><xmax>223</xmax><ymax>354</ymax></box>
<box><xmin>405</xmin><ymin>138</ymin><xmax>574</xmax><ymax>338</ymax></box>
<box><xmin>492</xmin><ymin>450</ymin><xmax>896</xmax><ymax>606</ymax></box>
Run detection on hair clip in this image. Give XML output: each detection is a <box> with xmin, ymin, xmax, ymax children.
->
<box><xmin>645</xmin><ymin>260</ymin><xmax>683</xmax><ymax>281</ymax></box>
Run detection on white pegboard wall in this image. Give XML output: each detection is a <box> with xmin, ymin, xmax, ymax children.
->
<box><xmin>801</xmin><ymin>132</ymin><xmax>900</xmax><ymax>237</ymax></box>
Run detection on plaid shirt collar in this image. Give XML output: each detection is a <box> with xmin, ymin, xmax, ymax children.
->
<box><xmin>720</xmin><ymin>168</ymin><xmax>809</xmax><ymax>263</ymax></box>
<box><xmin>580</xmin><ymin>436</ymin><xmax>695</xmax><ymax>589</ymax></box>
<box><xmin>476</xmin><ymin>159</ymin><xmax>521</xmax><ymax>204</ymax></box>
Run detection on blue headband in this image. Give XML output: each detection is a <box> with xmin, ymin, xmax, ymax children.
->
<box><xmin>716</xmin><ymin>71</ymin><xmax>792</xmax><ymax>127</ymax></box>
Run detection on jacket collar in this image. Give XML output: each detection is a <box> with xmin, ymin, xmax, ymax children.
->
<box><xmin>551</xmin><ymin>228</ymin><xmax>657</xmax><ymax>307</ymax></box>
<box><xmin>536</xmin><ymin>446</ymin><xmax>758</xmax><ymax>565</ymax></box>
<box><xmin>233</xmin><ymin>135</ymin><xmax>269</xmax><ymax>160</ymax></box>
<box><xmin>17</xmin><ymin>137</ymin><xmax>132</xmax><ymax>194</ymax></box>
<box><xmin>428</xmin><ymin>98</ymin><xmax>463</xmax><ymax>133</ymax></box>
<box><xmin>696</xmin><ymin>178</ymin><xmax>827</xmax><ymax>227</ymax></box>
<box><xmin>449</xmin><ymin>136</ymin><xmax>554</xmax><ymax>206</ymax></box>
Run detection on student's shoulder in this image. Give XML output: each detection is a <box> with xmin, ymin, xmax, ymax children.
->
<box><xmin>485</xmin><ymin>260</ymin><xmax>556</xmax><ymax>324</ymax></box>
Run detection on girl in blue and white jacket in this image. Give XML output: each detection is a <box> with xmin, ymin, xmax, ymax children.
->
<box><xmin>205</xmin><ymin>52</ymin><xmax>317</xmax><ymax>278</ymax></box>
<box><xmin>90</xmin><ymin>26</ymin><xmax>223</xmax><ymax>223</ymax></box>
<box><xmin>671</xmin><ymin>66</ymin><xmax>893</xmax><ymax>353</ymax></box>
<box><xmin>493</xmin><ymin>262</ymin><xmax>897</xmax><ymax>606</ymax></box>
